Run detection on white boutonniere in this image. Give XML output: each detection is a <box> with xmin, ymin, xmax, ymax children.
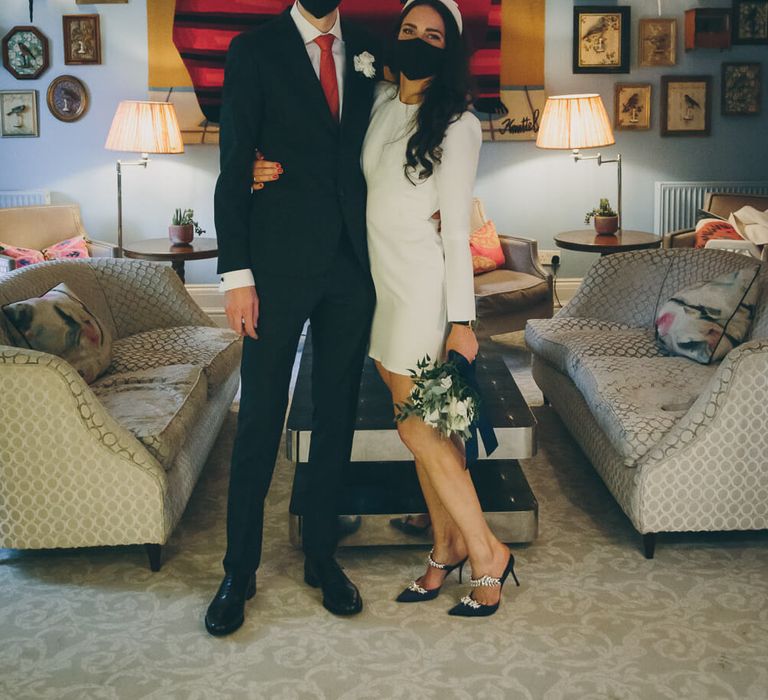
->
<box><xmin>354</xmin><ymin>51</ymin><xmax>376</xmax><ymax>79</ymax></box>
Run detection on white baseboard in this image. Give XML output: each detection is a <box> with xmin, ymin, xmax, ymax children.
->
<box><xmin>186</xmin><ymin>278</ymin><xmax>583</xmax><ymax>324</ymax></box>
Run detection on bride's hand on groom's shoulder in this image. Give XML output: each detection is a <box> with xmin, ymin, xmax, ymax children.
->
<box><xmin>226</xmin><ymin>286</ymin><xmax>260</xmax><ymax>340</ymax></box>
<box><xmin>446</xmin><ymin>324</ymin><xmax>478</xmax><ymax>363</ymax></box>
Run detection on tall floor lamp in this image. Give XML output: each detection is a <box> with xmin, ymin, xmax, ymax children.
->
<box><xmin>105</xmin><ymin>101</ymin><xmax>184</xmax><ymax>256</ymax></box>
<box><xmin>536</xmin><ymin>94</ymin><xmax>623</xmax><ymax>232</ymax></box>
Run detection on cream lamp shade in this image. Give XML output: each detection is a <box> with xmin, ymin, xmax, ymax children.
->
<box><xmin>536</xmin><ymin>94</ymin><xmax>615</xmax><ymax>150</ymax></box>
<box><xmin>105</xmin><ymin>101</ymin><xmax>184</xmax><ymax>154</ymax></box>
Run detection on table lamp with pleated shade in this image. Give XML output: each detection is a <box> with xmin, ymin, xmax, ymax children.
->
<box><xmin>105</xmin><ymin>101</ymin><xmax>184</xmax><ymax>255</ymax></box>
<box><xmin>536</xmin><ymin>94</ymin><xmax>624</xmax><ymax>232</ymax></box>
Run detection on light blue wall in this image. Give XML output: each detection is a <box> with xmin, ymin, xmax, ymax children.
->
<box><xmin>1</xmin><ymin>0</ymin><xmax>766</xmax><ymax>282</ymax></box>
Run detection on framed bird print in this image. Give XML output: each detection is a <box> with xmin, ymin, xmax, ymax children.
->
<box><xmin>63</xmin><ymin>15</ymin><xmax>101</xmax><ymax>65</ymax></box>
<box><xmin>615</xmin><ymin>83</ymin><xmax>651</xmax><ymax>130</ymax></box>
<box><xmin>639</xmin><ymin>18</ymin><xmax>677</xmax><ymax>66</ymax></box>
<box><xmin>0</xmin><ymin>90</ymin><xmax>39</xmax><ymax>137</ymax></box>
<box><xmin>46</xmin><ymin>75</ymin><xmax>89</xmax><ymax>123</ymax></box>
<box><xmin>732</xmin><ymin>0</ymin><xmax>768</xmax><ymax>44</ymax></box>
<box><xmin>573</xmin><ymin>6</ymin><xmax>631</xmax><ymax>74</ymax></box>
<box><xmin>722</xmin><ymin>63</ymin><xmax>762</xmax><ymax>116</ymax></box>
<box><xmin>661</xmin><ymin>76</ymin><xmax>711</xmax><ymax>137</ymax></box>
<box><xmin>2</xmin><ymin>26</ymin><xmax>50</xmax><ymax>80</ymax></box>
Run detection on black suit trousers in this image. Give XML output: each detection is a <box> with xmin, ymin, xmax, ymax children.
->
<box><xmin>223</xmin><ymin>238</ymin><xmax>375</xmax><ymax>575</ymax></box>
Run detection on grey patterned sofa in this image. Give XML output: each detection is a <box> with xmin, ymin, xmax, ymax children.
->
<box><xmin>525</xmin><ymin>249</ymin><xmax>768</xmax><ymax>557</ymax></box>
<box><xmin>0</xmin><ymin>259</ymin><xmax>241</xmax><ymax>570</ymax></box>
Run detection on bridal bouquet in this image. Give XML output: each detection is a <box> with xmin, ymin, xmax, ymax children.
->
<box><xmin>395</xmin><ymin>355</ymin><xmax>481</xmax><ymax>441</ymax></box>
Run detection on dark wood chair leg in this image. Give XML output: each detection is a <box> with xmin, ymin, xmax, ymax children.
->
<box><xmin>642</xmin><ymin>533</ymin><xmax>656</xmax><ymax>559</ymax></box>
<box><xmin>146</xmin><ymin>544</ymin><xmax>162</xmax><ymax>571</ymax></box>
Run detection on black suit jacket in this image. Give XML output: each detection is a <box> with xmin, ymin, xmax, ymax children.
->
<box><xmin>214</xmin><ymin>10</ymin><xmax>379</xmax><ymax>280</ymax></box>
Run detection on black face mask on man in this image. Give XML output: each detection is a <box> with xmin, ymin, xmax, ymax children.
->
<box><xmin>300</xmin><ymin>0</ymin><xmax>341</xmax><ymax>19</ymax></box>
<box><xmin>392</xmin><ymin>37</ymin><xmax>445</xmax><ymax>81</ymax></box>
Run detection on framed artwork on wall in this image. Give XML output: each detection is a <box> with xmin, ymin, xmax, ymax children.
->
<box><xmin>2</xmin><ymin>26</ymin><xmax>49</xmax><ymax>80</ymax></box>
<box><xmin>0</xmin><ymin>90</ymin><xmax>39</xmax><ymax>137</ymax></box>
<box><xmin>573</xmin><ymin>6</ymin><xmax>631</xmax><ymax>74</ymax></box>
<box><xmin>615</xmin><ymin>83</ymin><xmax>651</xmax><ymax>130</ymax></box>
<box><xmin>638</xmin><ymin>18</ymin><xmax>677</xmax><ymax>66</ymax></box>
<box><xmin>75</xmin><ymin>1</ymin><xmax>128</xmax><ymax>3</ymax></box>
<box><xmin>47</xmin><ymin>75</ymin><xmax>89</xmax><ymax>122</ymax></box>
<box><xmin>63</xmin><ymin>15</ymin><xmax>101</xmax><ymax>65</ymax></box>
<box><xmin>722</xmin><ymin>63</ymin><xmax>762</xmax><ymax>115</ymax></box>
<box><xmin>732</xmin><ymin>0</ymin><xmax>768</xmax><ymax>44</ymax></box>
<box><xmin>661</xmin><ymin>76</ymin><xmax>711</xmax><ymax>137</ymax></box>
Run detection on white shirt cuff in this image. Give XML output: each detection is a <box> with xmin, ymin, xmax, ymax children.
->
<box><xmin>219</xmin><ymin>269</ymin><xmax>255</xmax><ymax>292</ymax></box>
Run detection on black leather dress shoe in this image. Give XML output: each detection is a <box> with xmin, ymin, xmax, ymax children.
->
<box><xmin>205</xmin><ymin>572</ymin><xmax>256</xmax><ymax>637</ymax></box>
<box><xmin>304</xmin><ymin>557</ymin><xmax>363</xmax><ymax>616</ymax></box>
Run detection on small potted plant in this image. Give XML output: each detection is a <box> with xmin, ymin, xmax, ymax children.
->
<box><xmin>584</xmin><ymin>198</ymin><xmax>619</xmax><ymax>235</ymax></box>
<box><xmin>169</xmin><ymin>208</ymin><xmax>206</xmax><ymax>245</ymax></box>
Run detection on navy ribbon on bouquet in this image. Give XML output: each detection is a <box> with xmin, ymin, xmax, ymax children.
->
<box><xmin>447</xmin><ymin>351</ymin><xmax>498</xmax><ymax>466</ymax></box>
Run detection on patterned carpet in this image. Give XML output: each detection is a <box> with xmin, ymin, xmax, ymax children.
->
<box><xmin>1</xmin><ymin>340</ymin><xmax>767</xmax><ymax>700</ymax></box>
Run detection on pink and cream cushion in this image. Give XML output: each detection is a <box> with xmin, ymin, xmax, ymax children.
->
<box><xmin>43</xmin><ymin>235</ymin><xmax>91</xmax><ymax>260</ymax></box>
<box><xmin>0</xmin><ymin>242</ymin><xmax>46</xmax><ymax>267</ymax></box>
<box><xmin>470</xmin><ymin>220</ymin><xmax>505</xmax><ymax>276</ymax></box>
<box><xmin>1</xmin><ymin>283</ymin><xmax>112</xmax><ymax>383</ymax></box>
<box><xmin>655</xmin><ymin>267</ymin><xmax>760</xmax><ymax>364</ymax></box>
<box><xmin>694</xmin><ymin>219</ymin><xmax>743</xmax><ymax>249</ymax></box>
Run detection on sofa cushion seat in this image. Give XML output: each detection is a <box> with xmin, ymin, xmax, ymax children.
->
<box><xmin>109</xmin><ymin>326</ymin><xmax>241</xmax><ymax>396</ymax></box>
<box><xmin>475</xmin><ymin>270</ymin><xmax>549</xmax><ymax>316</ymax></box>
<box><xmin>570</xmin><ymin>355</ymin><xmax>718</xmax><ymax>467</ymax></box>
<box><xmin>92</xmin><ymin>364</ymin><xmax>207</xmax><ymax>470</ymax></box>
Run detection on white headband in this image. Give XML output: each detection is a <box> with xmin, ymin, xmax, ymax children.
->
<box><xmin>402</xmin><ymin>0</ymin><xmax>463</xmax><ymax>35</ymax></box>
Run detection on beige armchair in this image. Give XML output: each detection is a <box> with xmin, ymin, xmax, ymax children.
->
<box><xmin>0</xmin><ymin>204</ymin><xmax>117</xmax><ymax>274</ymax></box>
<box><xmin>471</xmin><ymin>198</ymin><xmax>553</xmax><ymax>338</ymax></box>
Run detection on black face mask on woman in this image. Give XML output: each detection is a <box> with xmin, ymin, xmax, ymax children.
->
<box><xmin>300</xmin><ymin>0</ymin><xmax>341</xmax><ymax>19</ymax></box>
<box><xmin>392</xmin><ymin>37</ymin><xmax>445</xmax><ymax>81</ymax></box>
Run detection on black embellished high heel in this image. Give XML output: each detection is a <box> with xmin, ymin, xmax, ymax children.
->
<box><xmin>396</xmin><ymin>548</ymin><xmax>468</xmax><ymax>603</ymax></box>
<box><xmin>448</xmin><ymin>554</ymin><xmax>519</xmax><ymax>617</ymax></box>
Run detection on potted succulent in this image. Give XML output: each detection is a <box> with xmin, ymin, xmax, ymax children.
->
<box><xmin>169</xmin><ymin>208</ymin><xmax>205</xmax><ymax>245</ymax></box>
<box><xmin>584</xmin><ymin>198</ymin><xmax>619</xmax><ymax>235</ymax></box>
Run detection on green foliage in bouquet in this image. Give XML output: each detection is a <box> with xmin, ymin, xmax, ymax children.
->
<box><xmin>395</xmin><ymin>356</ymin><xmax>481</xmax><ymax>440</ymax></box>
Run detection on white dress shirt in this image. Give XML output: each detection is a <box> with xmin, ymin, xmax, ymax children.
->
<box><xmin>220</xmin><ymin>2</ymin><xmax>346</xmax><ymax>292</ymax></box>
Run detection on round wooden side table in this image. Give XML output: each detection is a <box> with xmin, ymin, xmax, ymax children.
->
<box><xmin>554</xmin><ymin>229</ymin><xmax>662</xmax><ymax>256</ymax></box>
<box><xmin>121</xmin><ymin>238</ymin><xmax>218</xmax><ymax>283</ymax></box>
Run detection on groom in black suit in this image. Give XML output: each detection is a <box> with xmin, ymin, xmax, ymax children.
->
<box><xmin>207</xmin><ymin>0</ymin><xmax>379</xmax><ymax>636</ymax></box>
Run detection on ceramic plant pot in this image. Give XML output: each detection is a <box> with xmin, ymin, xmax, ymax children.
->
<box><xmin>594</xmin><ymin>215</ymin><xmax>619</xmax><ymax>235</ymax></box>
<box><xmin>169</xmin><ymin>224</ymin><xmax>194</xmax><ymax>245</ymax></box>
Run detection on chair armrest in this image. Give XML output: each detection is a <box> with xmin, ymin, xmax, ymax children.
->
<box><xmin>87</xmin><ymin>239</ymin><xmax>118</xmax><ymax>259</ymax></box>
<box><xmin>498</xmin><ymin>234</ymin><xmax>550</xmax><ymax>281</ymax></box>
<box><xmin>88</xmin><ymin>259</ymin><xmax>214</xmax><ymax>337</ymax></box>
<box><xmin>664</xmin><ymin>228</ymin><xmax>695</xmax><ymax>249</ymax></box>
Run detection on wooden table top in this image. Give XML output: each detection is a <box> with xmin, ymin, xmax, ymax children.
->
<box><xmin>122</xmin><ymin>237</ymin><xmax>218</xmax><ymax>262</ymax></box>
<box><xmin>554</xmin><ymin>229</ymin><xmax>662</xmax><ymax>254</ymax></box>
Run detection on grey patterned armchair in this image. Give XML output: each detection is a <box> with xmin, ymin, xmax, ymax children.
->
<box><xmin>525</xmin><ymin>249</ymin><xmax>768</xmax><ymax>557</ymax></box>
<box><xmin>0</xmin><ymin>259</ymin><xmax>241</xmax><ymax>570</ymax></box>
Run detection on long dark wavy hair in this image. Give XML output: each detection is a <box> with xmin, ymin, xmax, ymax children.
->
<box><xmin>392</xmin><ymin>0</ymin><xmax>474</xmax><ymax>183</ymax></box>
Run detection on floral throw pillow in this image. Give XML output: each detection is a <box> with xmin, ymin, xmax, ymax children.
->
<box><xmin>2</xmin><ymin>283</ymin><xmax>112</xmax><ymax>383</ymax></box>
<box><xmin>655</xmin><ymin>267</ymin><xmax>761</xmax><ymax>364</ymax></box>
<box><xmin>43</xmin><ymin>235</ymin><xmax>91</xmax><ymax>260</ymax></box>
<box><xmin>0</xmin><ymin>242</ymin><xmax>46</xmax><ymax>268</ymax></box>
<box><xmin>470</xmin><ymin>220</ymin><xmax>505</xmax><ymax>276</ymax></box>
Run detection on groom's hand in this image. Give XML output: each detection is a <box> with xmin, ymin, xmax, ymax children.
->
<box><xmin>226</xmin><ymin>286</ymin><xmax>260</xmax><ymax>339</ymax></box>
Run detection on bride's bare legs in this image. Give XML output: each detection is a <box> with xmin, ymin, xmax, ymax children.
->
<box><xmin>376</xmin><ymin>362</ymin><xmax>510</xmax><ymax>604</ymax></box>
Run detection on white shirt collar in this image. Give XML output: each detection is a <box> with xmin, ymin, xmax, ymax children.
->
<box><xmin>291</xmin><ymin>2</ymin><xmax>343</xmax><ymax>45</ymax></box>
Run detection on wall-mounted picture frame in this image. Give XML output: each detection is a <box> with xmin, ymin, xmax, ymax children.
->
<box><xmin>573</xmin><ymin>6</ymin><xmax>631</xmax><ymax>74</ymax></box>
<box><xmin>615</xmin><ymin>83</ymin><xmax>651</xmax><ymax>130</ymax></box>
<box><xmin>722</xmin><ymin>63</ymin><xmax>762</xmax><ymax>116</ymax></box>
<box><xmin>639</xmin><ymin>18</ymin><xmax>677</xmax><ymax>66</ymax></box>
<box><xmin>0</xmin><ymin>90</ymin><xmax>39</xmax><ymax>137</ymax></box>
<box><xmin>661</xmin><ymin>76</ymin><xmax>711</xmax><ymax>137</ymax></box>
<box><xmin>47</xmin><ymin>75</ymin><xmax>89</xmax><ymax>123</ymax></box>
<box><xmin>732</xmin><ymin>0</ymin><xmax>768</xmax><ymax>45</ymax></box>
<box><xmin>63</xmin><ymin>15</ymin><xmax>101</xmax><ymax>65</ymax></box>
<box><xmin>75</xmin><ymin>1</ymin><xmax>128</xmax><ymax>4</ymax></box>
<box><xmin>2</xmin><ymin>26</ymin><xmax>50</xmax><ymax>80</ymax></box>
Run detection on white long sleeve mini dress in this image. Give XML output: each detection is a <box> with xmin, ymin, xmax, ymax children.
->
<box><xmin>362</xmin><ymin>83</ymin><xmax>482</xmax><ymax>376</ymax></box>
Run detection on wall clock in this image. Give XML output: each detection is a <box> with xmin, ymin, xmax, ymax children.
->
<box><xmin>2</xmin><ymin>26</ymin><xmax>50</xmax><ymax>80</ymax></box>
<box><xmin>47</xmin><ymin>75</ymin><xmax>89</xmax><ymax>122</ymax></box>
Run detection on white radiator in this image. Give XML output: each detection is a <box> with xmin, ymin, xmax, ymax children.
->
<box><xmin>0</xmin><ymin>190</ymin><xmax>51</xmax><ymax>208</ymax></box>
<box><xmin>654</xmin><ymin>181</ymin><xmax>768</xmax><ymax>235</ymax></box>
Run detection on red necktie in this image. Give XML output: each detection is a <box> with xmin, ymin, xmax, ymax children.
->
<box><xmin>314</xmin><ymin>34</ymin><xmax>340</xmax><ymax>122</ymax></box>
